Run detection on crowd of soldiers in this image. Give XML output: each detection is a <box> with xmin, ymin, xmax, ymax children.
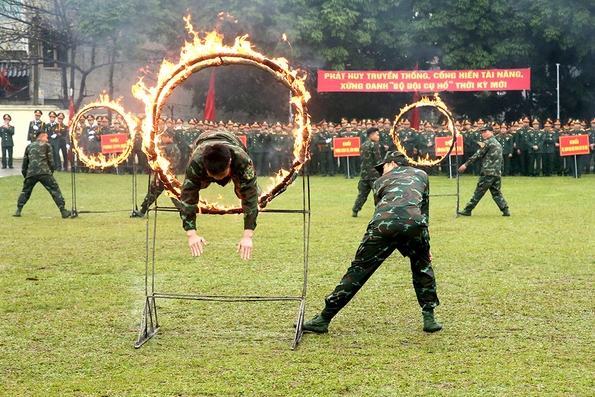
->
<box><xmin>24</xmin><ymin>108</ymin><xmax>595</xmax><ymax>178</ymax></box>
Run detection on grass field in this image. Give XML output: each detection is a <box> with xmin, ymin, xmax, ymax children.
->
<box><xmin>1</xmin><ymin>171</ymin><xmax>594</xmax><ymax>396</ymax></box>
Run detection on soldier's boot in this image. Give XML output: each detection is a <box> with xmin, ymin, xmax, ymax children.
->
<box><xmin>501</xmin><ymin>208</ymin><xmax>511</xmax><ymax>217</ymax></box>
<box><xmin>131</xmin><ymin>209</ymin><xmax>146</xmax><ymax>218</ymax></box>
<box><xmin>351</xmin><ymin>211</ymin><xmax>358</xmax><ymax>217</ymax></box>
<box><xmin>457</xmin><ymin>208</ymin><xmax>472</xmax><ymax>216</ymax></box>
<box><xmin>60</xmin><ymin>208</ymin><xmax>72</xmax><ymax>218</ymax></box>
<box><xmin>13</xmin><ymin>207</ymin><xmax>22</xmax><ymax>217</ymax></box>
<box><xmin>422</xmin><ymin>310</ymin><xmax>442</xmax><ymax>333</ymax></box>
<box><xmin>302</xmin><ymin>313</ymin><xmax>331</xmax><ymax>333</ymax></box>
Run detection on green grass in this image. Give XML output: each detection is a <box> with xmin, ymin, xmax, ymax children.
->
<box><xmin>1</xmin><ymin>171</ymin><xmax>594</xmax><ymax>396</ymax></box>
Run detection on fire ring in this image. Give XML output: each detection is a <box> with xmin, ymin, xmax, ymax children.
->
<box><xmin>69</xmin><ymin>95</ymin><xmax>138</xmax><ymax>169</ymax></box>
<box><xmin>391</xmin><ymin>94</ymin><xmax>458</xmax><ymax>167</ymax></box>
<box><xmin>133</xmin><ymin>19</ymin><xmax>312</xmax><ymax>214</ymax></box>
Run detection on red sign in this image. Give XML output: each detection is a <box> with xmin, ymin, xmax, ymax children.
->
<box><xmin>333</xmin><ymin>137</ymin><xmax>360</xmax><ymax>157</ymax></box>
<box><xmin>559</xmin><ymin>134</ymin><xmax>591</xmax><ymax>156</ymax></box>
<box><xmin>100</xmin><ymin>133</ymin><xmax>128</xmax><ymax>153</ymax></box>
<box><xmin>237</xmin><ymin>135</ymin><xmax>247</xmax><ymax>148</ymax></box>
<box><xmin>318</xmin><ymin>68</ymin><xmax>531</xmax><ymax>92</ymax></box>
<box><xmin>435</xmin><ymin>135</ymin><xmax>464</xmax><ymax>157</ymax></box>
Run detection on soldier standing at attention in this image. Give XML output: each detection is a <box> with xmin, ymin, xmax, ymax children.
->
<box><xmin>1</xmin><ymin>114</ymin><xmax>15</xmax><ymax>169</ymax></box>
<box><xmin>44</xmin><ymin>111</ymin><xmax>62</xmax><ymax>171</ymax></box>
<box><xmin>28</xmin><ymin>110</ymin><xmax>44</xmax><ymax>143</ymax></box>
<box><xmin>457</xmin><ymin>125</ymin><xmax>510</xmax><ymax>217</ymax></box>
<box><xmin>352</xmin><ymin>128</ymin><xmax>383</xmax><ymax>217</ymax></box>
<box><xmin>13</xmin><ymin>130</ymin><xmax>71</xmax><ymax>218</ymax></box>
<box><xmin>300</xmin><ymin>151</ymin><xmax>441</xmax><ymax>334</ymax></box>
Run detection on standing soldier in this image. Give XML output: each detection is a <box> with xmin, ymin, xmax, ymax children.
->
<box><xmin>351</xmin><ymin>128</ymin><xmax>383</xmax><ymax>217</ymax></box>
<box><xmin>541</xmin><ymin>121</ymin><xmax>556</xmax><ymax>176</ymax></box>
<box><xmin>552</xmin><ymin>120</ymin><xmax>565</xmax><ymax>175</ymax></box>
<box><xmin>1</xmin><ymin>114</ymin><xmax>15</xmax><ymax>169</ymax></box>
<box><xmin>527</xmin><ymin>119</ymin><xmax>544</xmax><ymax>176</ymax></box>
<box><xmin>13</xmin><ymin>129</ymin><xmax>71</xmax><ymax>218</ymax></box>
<box><xmin>420</xmin><ymin>122</ymin><xmax>437</xmax><ymax>175</ymax></box>
<box><xmin>44</xmin><ymin>111</ymin><xmax>62</xmax><ymax>171</ymax></box>
<box><xmin>56</xmin><ymin>113</ymin><xmax>69</xmax><ymax>171</ymax></box>
<box><xmin>82</xmin><ymin>114</ymin><xmax>101</xmax><ymax>156</ymax></box>
<box><xmin>248</xmin><ymin>123</ymin><xmax>265</xmax><ymax>176</ymax></box>
<box><xmin>515</xmin><ymin>117</ymin><xmax>530</xmax><ymax>176</ymax></box>
<box><xmin>314</xmin><ymin>122</ymin><xmax>333</xmax><ymax>176</ymax></box>
<box><xmin>497</xmin><ymin>124</ymin><xmax>514</xmax><ymax>176</ymax></box>
<box><xmin>457</xmin><ymin>125</ymin><xmax>510</xmax><ymax>217</ymax></box>
<box><xmin>28</xmin><ymin>110</ymin><xmax>45</xmax><ymax>143</ymax></box>
<box><xmin>399</xmin><ymin>119</ymin><xmax>418</xmax><ymax>160</ymax></box>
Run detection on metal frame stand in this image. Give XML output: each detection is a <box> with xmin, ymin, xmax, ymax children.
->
<box><xmin>135</xmin><ymin>172</ymin><xmax>311</xmax><ymax>350</ymax></box>
<box><xmin>69</xmin><ymin>149</ymin><xmax>139</xmax><ymax>218</ymax></box>
<box><xmin>434</xmin><ymin>138</ymin><xmax>461</xmax><ymax>217</ymax></box>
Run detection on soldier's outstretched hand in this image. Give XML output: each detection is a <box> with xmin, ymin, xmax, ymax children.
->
<box><xmin>187</xmin><ymin>230</ymin><xmax>207</xmax><ymax>256</ymax></box>
<box><xmin>237</xmin><ymin>229</ymin><xmax>254</xmax><ymax>260</ymax></box>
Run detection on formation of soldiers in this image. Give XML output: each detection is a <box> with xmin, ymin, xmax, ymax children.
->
<box><xmin>23</xmin><ymin>108</ymin><xmax>595</xmax><ymax>178</ymax></box>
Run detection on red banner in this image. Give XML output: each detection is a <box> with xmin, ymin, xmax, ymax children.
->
<box><xmin>318</xmin><ymin>68</ymin><xmax>531</xmax><ymax>92</ymax></box>
<box><xmin>237</xmin><ymin>135</ymin><xmax>247</xmax><ymax>148</ymax></box>
<box><xmin>101</xmin><ymin>134</ymin><xmax>128</xmax><ymax>153</ymax></box>
<box><xmin>333</xmin><ymin>137</ymin><xmax>360</xmax><ymax>157</ymax></box>
<box><xmin>435</xmin><ymin>135</ymin><xmax>464</xmax><ymax>157</ymax></box>
<box><xmin>559</xmin><ymin>134</ymin><xmax>590</xmax><ymax>156</ymax></box>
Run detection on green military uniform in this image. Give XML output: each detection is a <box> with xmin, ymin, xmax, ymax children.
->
<box><xmin>459</xmin><ymin>126</ymin><xmax>509</xmax><ymax>216</ymax></box>
<box><xmin>339</xmin><ymin>125</ymin><xmax>357</xmax><ymax>178</ymax></box>
<box><xmin>248</xmin><ymin>129</ymin><xmax>266</xmax><ymax>176</ymax></box>
<box><xmin>180</xmin><ymin>131</ymin><xmax>261</xmax><ymax>232</ymax></box>
<box><xmin>28</xmin><ymin>117</ymin><xmax>44</xmax><ymax>142</ymax></box>
<box><xmin>306</xmin><ymin>151</ymin><xmax>440</xmax><ymax>332</ymax></box>
<box><xmin>14</xmin><ymin>134</ymin><xmax>70</xmax><ymax>218</ymax></box>
<box><xmin>541</xmin><ymin>125</ymin><xmax>556</xmax><ymax>176</ymax></box>
<box><xmin>526</xmin><ymin>123</ymin><xmax>544</xmax><ymax>176</ymax></box>
<box><xmin>313</xmin><ymin>127</ymin><xmax>334</xmax><ymax>176</ymax></box>
<box><xmin>496</xmin><ymin>128</ymin><xmax>514</xmax><ymax>176</ymax></box>
<box><xmin>1</xmin><ymin>120</ymin><xmax>15</xmax><ymax>169</ymax></box>
<box><xmin>44</xmin><ymin>114</ymin><xmax>62</xmax><ymax>171</ymax></box>
<box><xmin>352</xmin><ymin>131</ymin><xmax>383</xmax><ymax>215</ymax></box>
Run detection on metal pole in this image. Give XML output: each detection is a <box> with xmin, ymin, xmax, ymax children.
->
<box><xmin>556</xmin><ymin>63</ymin><xmax>560</xmax><ymax>121</ymax></box>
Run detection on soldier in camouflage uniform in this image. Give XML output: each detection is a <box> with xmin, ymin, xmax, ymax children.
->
<box><xmin>352</xmin><ymin>128</ymin><xmax>383</xmax><ymax>217</ymax></box>
<box><xmin>458</xmin><ymin>125</ymin><xmax>510</xmax><ymax>217</ymax></box>
<box><xmin>180</xmin><ymin>130</ymin><xmax>261</xmax><ymax>260</ymax></box>
<box><xmin>132</xmin><ymin>129</ymin><xmax>182</xmax><ymax>217</ymax></box>
<box><xmin>13</xmin><ymin>130</ymin><xmax>71</xmax><ymax>218</ymax></box>
<box><xmin>301</xmin><ymin>151</ymin><xmax>442</xmax><ymax>334</ymax></box>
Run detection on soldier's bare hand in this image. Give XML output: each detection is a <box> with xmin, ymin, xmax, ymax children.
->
<box><xmin>188</xmin><ymin>233</ymin><xmax>207</xmax><ymax>256</ymax></box>
<box><xmin>237</xmin><ymin>230</ymin><xmax>254</xmax><ymax>260</ymax></box>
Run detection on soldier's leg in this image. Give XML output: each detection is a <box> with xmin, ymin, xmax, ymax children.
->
<box><xmin>140</xmin><ymin>180</ymin><xmax>165</xmax><ymax>213</ymax></box>
<box><xmin>352</xmin><ymin>179</ymin><xmax>373</xmax><ymax>213</ymax></box>
<box><xmin>60</xmin><ymin>144</ymin><xmax>68</xmax><ymax>171</ymax></box>
<box><xmin>51</xmin><ymin>143</ymin><xmax>62</xmax><ymax>171</ymax></box>
<box><xmin>1</xmin><ymin>147</ymin><xmax>6</xmax><ymax>168</ymax></box>
<box><xmin>17</xmin><ymin>177</ymin><xmax>39</xmax><ymax>209</ymax></box>
<box><xmin>39</xmin><ymin>175</ymin><xmax>66</xmax><ymax>210</ymax></box>
<box><xmin>321</xmin><ymin>224</ymin><xmax>398</xmax><ymax>320</ymax></box>
<box><xmin>463</xmin><ymin>176</ymin><xmax>491</xmax><ymax>211</ymax></box>
<box><xmin>406</xmin><ymin>227</ymin><xmax>439</xmax><ymax>311</ymax></box>
<box><xmin>488</xmin><ymin>177</ymin><xmax>509</xmax><ymax>211</ymax></box>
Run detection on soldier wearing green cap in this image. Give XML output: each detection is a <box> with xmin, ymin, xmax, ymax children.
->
<box><xmin>458</xmin><ymin>125</ymin><xmax>510</xmax><ymax>216</ymax></box>
<box><xmin>300</xmin><ymin>150</ymin><xmax>442</xmax><ymax>334</ymax></box>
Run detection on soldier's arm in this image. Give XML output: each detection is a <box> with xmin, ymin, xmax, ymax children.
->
<box><xmin>22</xmin><ymin>146</ymin><xmax>30</xmax><ymax>177</ymax></box>
<box><xmin>179</xmin><ymin>172</ymin><xmax>202</xmax><ymax>231</ymax></box>
<box><xmin>464</xmin><ymin>142</ymin><xmax>489</xmax><ymax>167</ymax></box>
<box><xmin>47</xmin><ymin>144</ymin><xmax>56</xmax><ymax>173</ymax></box>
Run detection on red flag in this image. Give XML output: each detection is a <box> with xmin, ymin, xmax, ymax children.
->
<box><xmin>410</xmin><ymin>62</ymin><xmax>420</xmax><ymax>131</ymax></box>
<box><xmin>204</xmin><ymin>68</ymin><xmax>216</xmax><ymax>121</ymax></box>
<box><xmin>69</xmin><ymin>94</ymin><xmax>75</xmax><ymax>126</ymax></box>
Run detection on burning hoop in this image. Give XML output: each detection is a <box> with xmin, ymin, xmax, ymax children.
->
<box><xmin>70</xmin><ymin>94</ymin><xmax>138</xmax><ymax>169</ymax></box>
<box><xmin>132</xmin><ymin>16</ymin><xmax>312</xmax><ymax>214</ymax></box>
<box><xmin>392</xmin><ymin>94</ymin><xmax>458</xmax><ymax>167</ymax></box>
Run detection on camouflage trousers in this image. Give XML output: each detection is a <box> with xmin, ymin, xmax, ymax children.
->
<box><xmin>17</xmin><ymin>174</ymin><xmax>66</xmax><ymax>210</ymax></box>
<box><xmin>352</xmin><ymin>179</ymin><xmax>375</xmax><ymax>212</ymax></box>
<box><xmin>140</xmin><ymin>180</ymin><xmax>182</xmax><ymax>212</ymax></box>
<box><xmin>321</xmin><ymin>219</ymin><xmax>439</xmax><ymax>319</ymax></box>
<box><xmin>463</xmin><ymin>175</ymin><xmax>508</xmax><ymax>211</ymax></box>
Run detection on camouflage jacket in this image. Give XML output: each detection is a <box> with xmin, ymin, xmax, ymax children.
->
<box><xmin>359</xmin><ymin>139</ymin><xmax>383</xmax><ymax>180</ymax></box>
<box><xmin>372</xmin><ymin>165</ymin><xmax>429</xmax><ymax>227</ymax></box>
<box><xmin>22</xmin><ymin>139</ymin><xmax>55</xmax><ymax>178</ymax></box>
<box><xmin>464</xmin><ymin>135</ymin><xmax>503</xmax><ymax>176</ymax></box>
<box><xmin>161</xmin><ymin>141</ymin><xmax>181</xmax><ymax>173</ymax></box>
<box><xmin>179</xmin><ymin>131</ymin><xmax>259</xmax><ymax>231</ymax></box>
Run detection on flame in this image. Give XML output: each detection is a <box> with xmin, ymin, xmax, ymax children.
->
<box><xmin>392</xmin><ymin>93</ymin><xmax>457</xmax><ymax>167</ymax></box>
<box><xmin>70</xmin><ymin>93</ymin><xmax>138</xmax><ymax>169</ymax></box>
<box><xmin>132</xmin><ymin>15</ymin><xmax>312</xmax><ymax>214</ymax></box>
